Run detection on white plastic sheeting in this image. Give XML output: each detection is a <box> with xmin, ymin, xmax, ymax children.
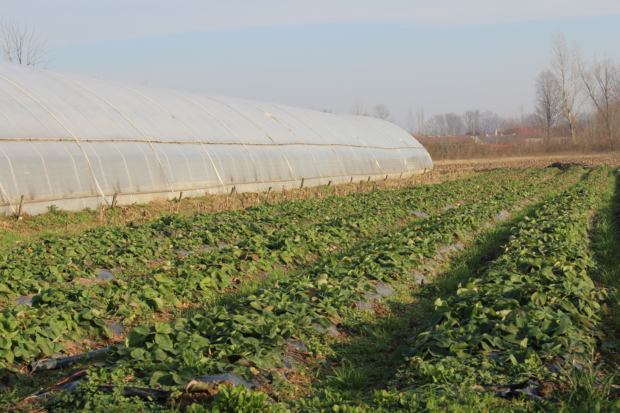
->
<box><xmin>0</xmin><ymin>63</ymin><xmax>432</xmax><ymax>215</ymax></box>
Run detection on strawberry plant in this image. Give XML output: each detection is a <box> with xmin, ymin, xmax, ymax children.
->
<box><xmin>0</xmin><ymin>169</ymin><xmax>557</xmax><ymax>369</ymax></box>
<box><xmin>3</xmin><ymin>165</ymin><xmax>611</xmax><ymax>413</ymax></box>
<box><xmin>33</xmin><ymin>167</ymin><xmax>575</xmax><ymax>407</ymax></box>
<box><xmin>392</xmin><ymin>167</ymin><xmax>613</xmax><ymax>403</ymax></box>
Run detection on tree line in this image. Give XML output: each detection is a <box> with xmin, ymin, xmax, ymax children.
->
<box><xmin>360</xmin><ymin>35</ymin><xmax>620</xmax><ymax>154</ymax></box>
<box><xmin>535</xmin><ymin>35</ymin><xmax>619</xmax><ymax>149</ymax></box>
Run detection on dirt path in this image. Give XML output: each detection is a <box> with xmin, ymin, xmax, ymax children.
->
<box><xmin>434</xmin><ymin>152</ymin><xmax>620</xmax><ymax>172</ymax></box>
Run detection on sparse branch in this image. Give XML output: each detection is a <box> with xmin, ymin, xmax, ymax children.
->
<box><xmin>535</xmin><ymin>70</ymin><xmax>562</xmax><ymax>141</ymax></box>
<box><xmin>579</xmin><ymin>57</ymin><xmax>620</xmax><ymax>146</ymax></box>
<box><xmin>551</xmin><ymin>35</ymin><xmax>580</xmax><ymax>143</ymax></box>
<box><xmin>463</xmin><ymin>110</ymin><xmax>480</xmax><ymax>136</ymax></box>
<box><xmin>0</xmin><ymin>20</ymin><xmax>45</xmax><ymax>66</ymax></box>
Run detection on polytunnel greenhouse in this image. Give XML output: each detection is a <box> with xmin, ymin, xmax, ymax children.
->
<box><xmin>0</xmin><ymin>63</ymin><xmax>433</xmax><ymax>215</ymax></box>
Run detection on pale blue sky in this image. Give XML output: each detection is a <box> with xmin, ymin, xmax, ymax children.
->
<box><xmin>4</xmin><ymin>1</ymin><xmax>620</xmax><ymax>126</ymax></box>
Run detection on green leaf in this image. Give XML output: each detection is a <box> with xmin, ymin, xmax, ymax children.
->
<box><xmin>154</xmin><ymin>333</ymin><xmax>174</xmax><ymax>351</ymax></box>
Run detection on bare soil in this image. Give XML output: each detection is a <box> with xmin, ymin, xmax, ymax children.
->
<box><xmin>433</xmin><ymin>152</ymin><xmax>620</xmax><ymax>172</ymax></box>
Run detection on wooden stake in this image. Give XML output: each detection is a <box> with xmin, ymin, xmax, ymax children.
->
<box><xmin>16</xmin><ymin>195</ymin><xmax>24</xmax><ymax>220</ymax></box>
<box><xmin>98</xmin><ymin>206</ymin><xmax>106</xmax><ymax>225</ymax></box>
<box><xmin>111</xmin><ymin>193</ymin><xmax>118</xmax><ymax>209</ymax></box>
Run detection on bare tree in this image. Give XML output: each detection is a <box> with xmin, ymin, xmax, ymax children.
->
<box><xmin>426</xmin><ymin>114</ymin><xmax>447</xmax><ymax>136</ymax></box>
<box><xmin>551</xmin><ymin>35</ymin><xmax>580</xmax><ymax>143</ymax></box>
<box><xmin>579</xmin><ymin>57</ymin><xmax>620</xmax><ymax>146</ymax></box>
<box><xmin>535</xmin><ymin>70</ymin><xmax>562</xmax><ymax>141</ymax></box>
<box><xmin>0</xmin><ymin>20</ymin><xmax>45</xmax><ymax>66</ymax></box>
<box><xmin>405</xmin><ymin>107</ymin><xmax>426</xmax><ymax>135</ymax></box>
<box><xmin>405</xmin><ymin>109</ymin><xmax>415</xmax><ymax>134</ymax></box>
<box><xmin>351</xmin><ymin>103</ymin><xmax>369</xmax><ymax>116</ymax></box>
<box><xmin>444</xmin><ymin>113</ymin><xmax>464</xmax><ymax>136</ymax></box>
<box><xmin>372</xmin><ymin>104</ymin><xmax>391</xmax><ymax>121</ymax></box>
<box><xmin>479</xmin><ymin>111</ymin><xmax>501</xmax><ymax>135</ymax></box>
<box><xmin>415</xmin><ymin>108</ymin><xmax>425</xmax><ymax>135</ymax></box>
<box><xmin>523</xmin><ymin>112</ymin><xmax>542</xmax><ymax>129</ymax></box>
<box><xmin>463</xmin><ymin>110</ymin><xmax>480</xmax><ymax>136</ymax></box>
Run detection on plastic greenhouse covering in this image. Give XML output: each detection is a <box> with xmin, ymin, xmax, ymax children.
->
<box><xmin>0</xmin><ymin>63</ymin><xmax>433</xmax><ymax>215</ymax></box>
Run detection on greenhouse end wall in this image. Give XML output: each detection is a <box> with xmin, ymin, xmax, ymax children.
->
<box><xmin>0</xmin><ymin>63</ymin><xmax>433</xmax><ymax>215</ymax></box>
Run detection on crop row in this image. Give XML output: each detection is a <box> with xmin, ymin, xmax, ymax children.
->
<box><xmin>0</xmin><ymin>169</ymin><xmax>543</xmax><ymax>298</ymax></box>
<box><xmin>0</xmin><ymin>169</ymin><xmax>559</xmax><ymax>368</ymax></box>
<box><xmin>393</xmin><ymin>167</ymin><xmax>610</xmax><ymax>399</ymax></box>
<box><xmin>38</xmin><ymin>168</ymin><xmax>584</xmax><ymax>410</ymax></box>
<box><xmin>0</xmin><ymin>167</ymin><xmax>518</xmax><ymax>305</ymax></box>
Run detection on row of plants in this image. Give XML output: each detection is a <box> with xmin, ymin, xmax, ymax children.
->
<box><xmin>0</xmin><ymin>169</ymin><xmax>535</xmax><ymax>298</ymax></box>
<box><xmin>37</xmin><ymin>167</ymin><xmax>583</xmax><ymax>411</ymax></box>
<box><xmin>323</xmin><ymin>166</ymin><xmax>615</xmax><ymax>412</ymax></box>
<box><xmin>396</xmin><ymin>168</ymin><xmax>609</xmax><ymax>387</ymax></box>
<box><xmin>0</xmin><ymin>169</ymin><xmax>557</xmax><ymax>369</ymax></box>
